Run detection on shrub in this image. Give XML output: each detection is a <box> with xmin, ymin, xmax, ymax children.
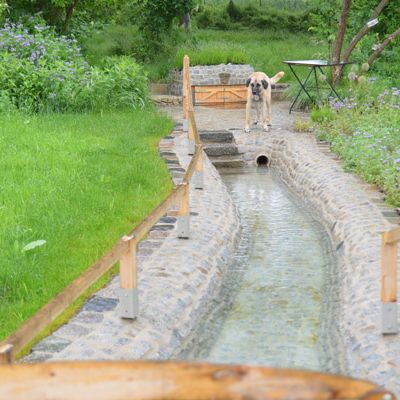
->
<box><xmin>0</xmin><ymin>20</ymin><xmax>148</xmax><ymax>113</ymax></box>
<box><xmin>194</xmin><ymin>3</ymin><xmax>310</xmax><ymax>32</ymax></box>
<box><xmin>83</xmin><ymin>57</ymin><xmax>148</xmax><ymax>110</ymax></box>
<box><xmin>310</xmin><ymin>108</ymin><xmax>336</xmax><ymax>123</ymax></box>
<box><xmin>227</xmin><ymin>0</ymin><xmax>242</xmax><ymax>22</ymax></box>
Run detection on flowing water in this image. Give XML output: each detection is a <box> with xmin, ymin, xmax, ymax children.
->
<box><xmin>177</xmin><ymin>167</ymin><xmax>344</xmax><ymax>373</ymax></box>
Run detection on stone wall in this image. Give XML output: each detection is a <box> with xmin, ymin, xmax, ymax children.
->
<box><xmin>169</xmin><ymin>64</ymin><xmax>254</xmax><ymax>96</ymax></box>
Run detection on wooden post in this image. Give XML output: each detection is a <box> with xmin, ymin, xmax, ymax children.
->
<box><xmin>182</xmin><ymin>55</ymin><xmax>190</xmax><ymax>132</ymax></box>
<box><xmin>177</xmin><ymin>183</ymin><xmax>190</xmax><ymax>239</ymax></box>
<box><xmin>0</xmin><ymin>344</ymin><xmax>13</xmax><ymax>364</ymax></box>
<box><xmin>119</xmin><ymin>235</ymin><xmax>138</xmax><ymax>319</ymax></box>
<box><xmin>381</xmin><ymin>231</ymin><xmax>398</xmax><ymax>334</ymax></box>
<box><xmin>186</xmin><ymin>60</ymin><xmax>195</xmax><ymax>155</ymax></box>
<box><xmin>193</xmin><ymin>144</ymin><xmax>204</xmax><ymax>190</ymax></box>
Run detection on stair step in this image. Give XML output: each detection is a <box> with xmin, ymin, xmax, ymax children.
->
<box><xmin>210</xmin><ymin>157</ymin><xmax>245</xmax><ymax>168</ymax></box>
<box><xmin>204</xmin><ymin>144</ymin><xmax>239</xmax><ymax>157</ymax></box>
<box><xmin>200</xmin><ymin>130</ymin><xmax>234</xmax><ymax>143</ymax></box>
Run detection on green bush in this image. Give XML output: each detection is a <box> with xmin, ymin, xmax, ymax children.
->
<box><xmin>310</xmin><ymin>108</ymin><xmax>336</xmax><ymax>123</ymax></box>
<box><xmin>83</xmin><ymin>57</ymin><xmax>148</xmax><ymax>110</ymax></box>
<box><xmin>83</xmin><ymin>24</ymin><xmax>146</xmax><ymax>65</ymax></box>
<box><xmin>194</xmin><ymin>3</ymin><xmax>310</xmax><ymax>32</ymax></box>
<box><xmin>0</xmin><ymin>21</ymin><xmax>148</xmax><ymax>112</ymax></box>
<box><xmin>227</xmin><ymin>0</ymin><xmax>243</xmax><ymax>22</ymax></box>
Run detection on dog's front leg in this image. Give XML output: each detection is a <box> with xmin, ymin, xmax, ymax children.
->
<box><xmin>266</xmin><ymin>90</ymin><xmax>272</xmax><ymax>126</ymax></box>
<box><xmin>261</xmin><ymin>99</ymin><xmax>269</xmax><ymax>132</ymax></box>
<box><xmin>245</xmin><ymin>100</ymin><xmax>252</xmax><ymax>133</ymax></box>
<box><xmin>255</xmin><ymin>102</ymin><xmax>261</xmax><ymax>125</ymax></box>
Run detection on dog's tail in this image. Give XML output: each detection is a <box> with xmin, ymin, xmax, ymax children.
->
<box><xmin>270</xmin><ymin>71</ymin><xmax>285</xmax><ymax>84</ymax></box>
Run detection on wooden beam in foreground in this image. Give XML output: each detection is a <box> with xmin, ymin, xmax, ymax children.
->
<box><xmin>0</xmin><ymin>361</ymin><xmax>393</xmax><ymax>400</ymax></box>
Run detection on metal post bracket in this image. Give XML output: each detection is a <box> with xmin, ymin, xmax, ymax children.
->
<box><xmin>382</xmin><ymin>302</ymin><xmax>398</xmax><ymax>334</ymax></box>
<box><xmin>119</xmin><ymin>288</ymin><xmax>139</xmax><ymax>320</ymax></box>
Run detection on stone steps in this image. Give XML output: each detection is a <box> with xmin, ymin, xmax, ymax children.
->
<box><xmin>209</xmin><ymin>156</ymin><xmax>245</xmax><ymax>168</ymax></box>
<box><xmin>199</xmin><ymin>129</ymin><xmax>244</xmax><ymax>168</ymax></box>
<box><xmin>200</xmin><ymin>130</ymin><xmax>234</xmax><ymax>144</ymax></box>
<box><xmin>204</xmin><ymin>143</ymin><xmax>239</xmax><ymax>157</ymax></box>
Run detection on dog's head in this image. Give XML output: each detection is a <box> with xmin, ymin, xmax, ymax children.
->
<box><xmin>246</xmin><ymin>75</ymin><xmax>268</xmax><ymax>98</ymax></box>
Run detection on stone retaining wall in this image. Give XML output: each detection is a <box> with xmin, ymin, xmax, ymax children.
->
<box><xmin>234</xmin><ymin>129</ymin><xmax>400</xmax><ymax>394</ymax></box>
<box><xmin>169</xmin><ymin>64</ymin><xmax>254</xmax><ymax>96</ymax></box>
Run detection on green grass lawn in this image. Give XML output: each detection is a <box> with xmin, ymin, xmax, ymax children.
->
<box><xmin>0</xmin><ymin>109</ymin><xmax>173</xmax><ymax>340</ymax></box>
<box><xmin>172</xmin><ymin>30</ymin><xmax>324</xmax><ymax>84</ymax></box>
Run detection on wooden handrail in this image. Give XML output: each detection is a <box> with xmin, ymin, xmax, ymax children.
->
<box><xmin>0</xmin><ymin>360</ymin><xmax>394</xmax><ymax>400</ymax></box>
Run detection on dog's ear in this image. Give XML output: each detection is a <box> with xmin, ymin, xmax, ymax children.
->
<box><xmin>246</xmin><ymin>78</ymin><xmax>251</xmax><ymax>87</ymax></box>
<box><xmin>261</xmin><ymin>79</ymin><xmax>269</xmax><ymax>89</ymax></box>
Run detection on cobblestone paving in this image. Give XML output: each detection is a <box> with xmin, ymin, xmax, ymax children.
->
<box><xmin>24</xmin><ymin>101</ymin><xmax>400</xmax><ymax>396</ymax></box>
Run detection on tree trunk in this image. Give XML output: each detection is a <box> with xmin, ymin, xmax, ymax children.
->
<box><xmin>331</xmin><ymin>0</ymin><xmax>352</xmax><ymax>83</ymax></box>
<box><xmin>63</xmin><ymin>0</ymin><xmax>78</xmax><ymax>33</ymax></box>
<box><xmin>342</xmin><ymin>0</ymin><xmax>390</xmax><ymax>63</ymax></box>
<box><xmin>181</xmin><ymin>13</ymin><xmax>190</xmax><ymax>30</ymax></box>
<box><xmin>367</xmin><ymin>27</ymin><xmax>400</xmax><ymax>66</ymax></box>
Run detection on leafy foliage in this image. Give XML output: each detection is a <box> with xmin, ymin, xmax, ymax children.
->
<box><xmin>0</xmin><ymin>20</ymin><xmax>148</xmax><ymax>112</ymax></box>
<box><xmin>195</xmin><ymin>1</ymin><xmax>310</xmax><ymax>32</ymax></box>
<box><xmin>314</xmin><ymin>83</ymin><xmax>400</xmax><ymax>206</ymax></box>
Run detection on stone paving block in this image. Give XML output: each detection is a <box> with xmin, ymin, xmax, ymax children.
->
<box><xmin>83</xmin><ymin>296</ymin><xmax>119</xmax><ymax>312</ymax></box>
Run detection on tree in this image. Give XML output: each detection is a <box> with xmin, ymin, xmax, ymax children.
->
<box><xmin>331</xmin><ymin>0</ymin><xmax>399</xmax><ymax>83</ymax></box>
<box><xmin>6</xmin><ymin>0</ymin><xmax>128</xmax><ymax>32</ymax></box>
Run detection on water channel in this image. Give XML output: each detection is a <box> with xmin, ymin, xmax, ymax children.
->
<box><xmin>177</xmin><ymin>166</ymin><xmax>345</xmax><ymax>373</ymax></box>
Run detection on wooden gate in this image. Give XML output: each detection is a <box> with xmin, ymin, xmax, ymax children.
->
<box><xmin>193</xmin><ymin>84</ymin><xmax>247</xmax><ymax>106</ymax></box>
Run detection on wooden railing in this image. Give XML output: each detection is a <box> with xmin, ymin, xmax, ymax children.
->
<box><xmin>381</xmin><ymin>226</ymin><xmax>400</xmax><ymax>334</ymax></box>
<box><xmin>0</xmin><ymin>55</ymin><xmax>203</xmax><ymax>363</ymax></box>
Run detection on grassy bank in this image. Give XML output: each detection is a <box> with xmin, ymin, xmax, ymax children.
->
<box><xmin>312</xmin><ymin>85</ymin><xmax>400</xmax><ymax>207</ymax></box>
<box><xmin>0</xmin><ymin>109</ymin><xmax>173</xmax><ymax>340</ymax></box>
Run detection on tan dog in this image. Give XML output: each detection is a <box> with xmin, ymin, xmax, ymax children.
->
<box><xmin>245</xmin><ymin>71</ymin><xmax>285</xmax><ymax>133</ymax></box>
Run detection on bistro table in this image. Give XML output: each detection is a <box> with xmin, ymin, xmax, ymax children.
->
<box><xmin>283</xmin><ymin>60</ymin><xmax>352</xmax><ymax>113</ymax></box>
